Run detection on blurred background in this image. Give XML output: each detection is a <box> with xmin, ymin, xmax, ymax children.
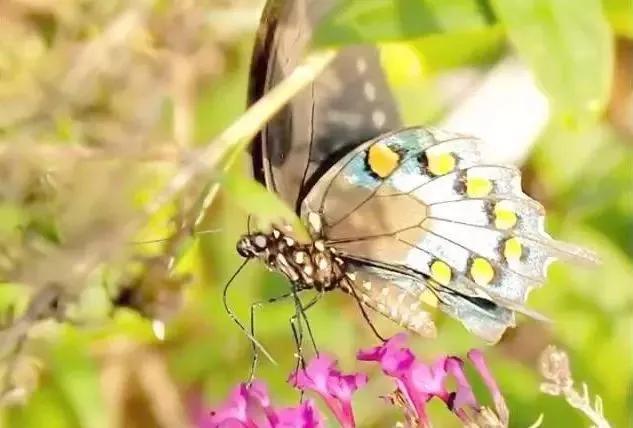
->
<box><xmin>0</xmin><ymin>0</ymin><xmax>631</xmax><ymax>427</ymax></box>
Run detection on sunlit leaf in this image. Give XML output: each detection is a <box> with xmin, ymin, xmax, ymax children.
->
<box><xmin>221</xmin><ymin>170</ymin><xmax>307</xmax><ymax>239</ymax></box>
<box><xmin>7</xmin><ymin>385</ymin><xmax>75</xmax><ymax>428</ymax></box>
<box><xmin>491</xmin><ymin>0</ymin><xmax>614</xmax><ymax>125</ymax></box>
<box><xmin>533</xmin><ymin>125</ymin><xmax>621</xmax><ymax>197</ymax></box>
<box><xmin>603</xmin><ymin>0</ymin><xmax>633</xmax><ymax>38</ymax></box>
<box><xmin>410</xmin><ymin>25</ymin><xmax>505</xmax><ymax>71</ymax></box>
<box><xmin>379</xmin><ymin>26</ymin><xmax>504</xmax><ymax>125</ymax></box>
<box><xmin>314</xmin><ymin>0</ymin><xmax>493</xmax><ymax>46</ymax></box>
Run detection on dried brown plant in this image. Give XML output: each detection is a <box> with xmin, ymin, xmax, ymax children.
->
<box><xmin>538</xmin><ymin>345</ymin><xmax>612</xmax><ymax>428</ymax></box>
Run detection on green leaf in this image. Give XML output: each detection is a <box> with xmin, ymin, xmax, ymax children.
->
<box><xmin>221</xmin><ymin>169</ymin><xmax>307</xmax><ymax>239</ymax></box>
<box><xmin>49</xmin><ymin>329</ymin><xmax>110</xmax><ymax>428</ymax></box>
<box><xmin>491</xmin><ymin>0</ymin><xmax>614</xmax><ymax>125</ymax></box>
<box><xmin>314</xmin><ymin>0</ymin><xmax>493</xmax><ymax>46</ymax></box>
<box><xmin>378</xmin><ymin>26</ymin><xmax>504</xmax><ymax>125</ymax></box>
<box><xmin>410</xmin><ymin>25</ymin><xmax>505</xmax><ymax>71</ymax></box>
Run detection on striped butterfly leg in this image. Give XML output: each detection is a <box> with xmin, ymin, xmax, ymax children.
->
<box><xmin>340</xmin><ymin>275</ymin><xmax>388</xmax><ymax>342</ymax></box>
<box><xmin>289</xmin><ymin>289</ymin><xmax>323</xmax><ymax>375</ymax></box>
<box><xmin>247</xmin><ymin>286</ymin><xmax>322</xmax><ymax>383</ymax></box>
<box><xmin>248</xmin><ymin>291</ymin><xmax>295</xmax><ymax>383</ymax></box>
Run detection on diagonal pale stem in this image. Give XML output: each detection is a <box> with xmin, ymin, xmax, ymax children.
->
<box><xmin>145</xmin><ymin>48</ymin><xmax>337</xmax><ymax>219</ymax></box>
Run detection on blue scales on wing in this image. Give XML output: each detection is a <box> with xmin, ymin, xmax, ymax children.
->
<box><xmin>300</xmin><ymin>127</ymin><xmax>598</xmax><ymax>343</ymax></box>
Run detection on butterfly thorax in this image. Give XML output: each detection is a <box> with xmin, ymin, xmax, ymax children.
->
<box><xmin>236</xmin><ymin>227</ymin><xmax>346</xmax><ymax>292</ymax></box>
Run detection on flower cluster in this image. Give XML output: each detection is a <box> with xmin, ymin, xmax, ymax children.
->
<box><xmin>202</xmin><ymin>334</ymin><xmax>508</xmax><ymax>427</ymax></box>
<box><xmin>202</xmin><ymin>381</ymin><xmax>324</xmax><ymax>428</ymax></box>
<box><xmin>288</xmin><ymin>355</ymin><xmax>367</xmax><ymax>428</ymax></box>
<box><xmin>358</xmin><ymin>333</ymin><xmax>508</xmax><ymax>427</ymax></box>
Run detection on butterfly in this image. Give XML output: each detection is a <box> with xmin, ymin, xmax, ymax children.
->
<box><xmin>238</xmin><ymin>126</ymin><xmax>599</xmax><ymax>343</ymax></box>
<box><xmin>242</xmin><ymin>0</ymin><xmax>597</xmax><ymax>345</ymax></box>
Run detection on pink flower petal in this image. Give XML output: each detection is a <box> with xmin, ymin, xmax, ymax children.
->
<box><xmin>247</xmin><ymin>380</ymin><xmax>272</xmax><ymax>408</ymax></box>
<box><xmin>209</xmin><ymin>384</ymin><xmax>250</xmax><ymax>426</ymax></box>
<box><xmin>274</xmin><ymin>400</ymin><xmax>324</xmax><ymax>428</ymax></box>
<box><xmin>208</xmin><ymin>382</ymin><xmax>277</xmax><ymax>428</ymax></box>
<box><xmin>445</xmin><ymin>357</ymin><xmax>477</xmax><ymax>411</ymax></box>
<box><xmin>468</xmin><ymin>349</ymin><xmax>509</xmax><ymax>424</ymax></box>
<box><xmin>288</xmin><ymin>355</ymin><xmax>334</xmax><ymax>396</ymax></box>
<box><xmin>289</xmin><ymin>355</ymin><xmax>366</xmax><ymax>428</ymax></box>
<box><xmin>410</xmin><ymin>357</ymin><xmax>450</xmax><ymax>402</ymax></box>
<box><xmin>357</xmin><ymin>333</ymin><xmax>416</xmax><ymax>377</ymax></box>
<box><xmin>358</xmin><ymin>334</ymin><xmax>442</xmax><ymax>426</ymax></box>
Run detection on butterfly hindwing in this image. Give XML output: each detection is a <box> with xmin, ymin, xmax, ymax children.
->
<box><xmin>343</xmin><ymin>259</ymin><xmax>519</xmax><ymax>343</ymax></box>
<box><xmin>301</xmin><ymin>126</ymin><xmax>597</xmax><ymax>342</ymax></box>
<box><xmin>343</xmin><ymin>263</ymin><xmax>437</xmax><ymax>338</ymax></box>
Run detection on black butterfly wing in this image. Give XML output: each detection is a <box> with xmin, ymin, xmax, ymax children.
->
<box><xmin>248</xmin><ymin>0</ymin><xmax>401</xmax><ymax>210</ymax></box>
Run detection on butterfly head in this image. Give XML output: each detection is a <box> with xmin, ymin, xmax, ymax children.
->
<box><xmin>236</xmin><ymin>234</ymin><xmax>269</xmax><ymax>259</ymax></box>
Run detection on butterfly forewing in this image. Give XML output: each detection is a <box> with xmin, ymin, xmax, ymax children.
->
<box><xmin>300</xmin><ymin>126</ymin><xmax>598</xmax><ymax>342</ymax></box>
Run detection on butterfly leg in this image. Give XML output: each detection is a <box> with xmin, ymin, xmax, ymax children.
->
<box><xmin>248</xmin><ymin>291</ymin><xmax>296</xmax><ymax>383</ymax></box>
<box><xmin>288</xmin><ymin>290</ymin><xmax>323</xmax><ymax>402</ymax></box>
<box><xmin>288</xmin><ymin>288</ymin><xmax>323</xmax><ymax>389</ymax></box>
<box><xmin>343</xmin><ymin>277</ymin><xmax>387</xmax><ymax>342</ymax></box>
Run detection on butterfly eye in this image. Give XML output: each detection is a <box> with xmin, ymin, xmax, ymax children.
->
<box><xmin>253</xmin><ymin>235</ymin><xmax>268</xmax><ymax>249</ymax></box>
<box><xmin>236</xmin><ymin>237</ymin><xmax>254</xmax><ymax>258</ymax></box>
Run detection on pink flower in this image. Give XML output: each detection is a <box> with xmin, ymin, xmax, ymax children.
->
<box><xmin>444</xmin><ymin>357</ymin><xmax>477</xmax><ymax>420</ymax></box>
<box><xmin>443</xmin><ymin>351</ymin><xmax>509</xmax><ymax>426</ymax></box>
<box><xmin>203</xmin><ymin>336</ymin><xmax>508</xmax><ymax>428</ymax></box>
<box><xmin>289</xmin><ymin>355</ymin><xmax>367</xmax><ymax>428</ymax></box>
<box><xmin>356</xmin><ymin>333</ymin><xmax>416</xmax><ymax>377</ymax></box>
<box><xmin>274</xmin><ymin>401</ymin><xmax>324</xmax><ymax>428</ymax></box>
<box><xmin>358</xmin><ymin>334</ymin><xmax>508</xmax><ymax>427</ymax></box>
<box><xmin>357</xmin><ymin>333</ymin><xmax>449</xmax><ymax>426</ymax></box>
<box><xmin>207</xmin><ymin>381</ymin><xmax>270</xmax><ymax>427</ymax></box>
<box><xmin>207</xmin><ymin>381</ymin><xmax>324</xmax><ymax>428</ymax></box>
<box><xmin>468</xmin><ymin>349</ymin><xmax>509</xmax><ymax>425</ymax></box>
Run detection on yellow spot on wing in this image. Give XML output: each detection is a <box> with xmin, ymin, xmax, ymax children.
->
<box><xmin>427</xmin><ymin>152</ymin><xmax>455</xmax><ymax>176</ymax></box>
<box><xmin>430</xmin><ymin>260</ymin><xmax>452</xmax><ymax>286</ymax></box>
<box><xmin>467</xmin><ymin>176</ymin><xmax>492</xmax><ymax>197</ymax></box>
<box><xmin>471</xmin><ymin>257</ymin><xmax>495</xmax><ymax>286</ymax></box>
<box><xmin>419</xmin><ymin>289</ymin><xmax>439</xmax><ymax>308</ymax></box>
<box><xmin>503</xmin><ymin>237</ymin><xmax>523</xmax><ymax>263</ymax></box>
<box><xmin>494</xmin><ymin>201</ymin><xmax>518</xmax><ymax>229</ymax></box>
<box><xmin>368</xmin><ymin>142</ymin><xmax>399</xmax><ymax>178</ymax></box>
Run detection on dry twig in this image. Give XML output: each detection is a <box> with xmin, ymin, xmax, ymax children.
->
<box><xmin>538</xmin><ymin>345</ymin><xmax>612</xmax><ymax>428</ymax></box>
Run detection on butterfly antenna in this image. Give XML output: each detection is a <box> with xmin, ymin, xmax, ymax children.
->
<box><xmin>345</xmin><ymin>278</ymin><xmax>386</xmax><ymax>342</ymax></box>
<box><xmin>129</xmin><ymin>228</ymin><xmax>222</xmax><ymax>245</ymax></box>
<box><xmin>247</xmin><ymin>214</ymin><xmax>253</xmax><ymax>235</ymax></box>
<box><xmin>195</xmin><ymin>228</ymin><xmax>223</xmax><ymax>236</ymax></box>
<box><xmin>222</xmin><ymin>259</ymin><xmax>277</xmax><ymax>365</ymax></box>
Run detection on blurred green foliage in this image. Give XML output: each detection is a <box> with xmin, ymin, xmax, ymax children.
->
<box><xmin>0</xmin><ymin>0</ymin><xmax>631</xmax><ymax>427</ymax></box>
